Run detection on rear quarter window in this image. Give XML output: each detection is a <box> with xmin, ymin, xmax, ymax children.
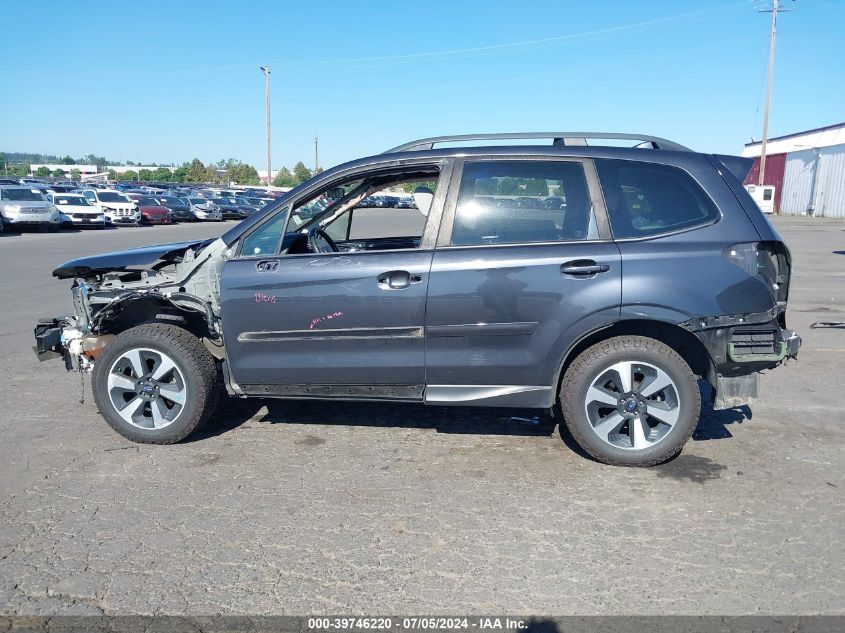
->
<box><xmin>596</xmin><ymin>159</ymin><xmax>719</xmax><ymax>239</ymax></box>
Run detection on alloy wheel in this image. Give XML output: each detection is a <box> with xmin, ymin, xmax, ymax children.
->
<box><xmin>106</xmin><ymin>348</ymin><xmax>187</xmax><ymax>429</ymax></box>
<box><xmin>583</xmin><ymin>360</ymin><xmax>680</xmax><ymax>451</ymax></box>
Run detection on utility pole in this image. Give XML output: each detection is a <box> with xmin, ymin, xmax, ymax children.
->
<box><xmin>758</xmin><ymin>0</ymin><xmax>786</xmax><ymax>187</ymax></box>
<box><xmin>314</xmin><ymin>135</ymin><xmax>319</xmax><ymax>172</ymax></box>
<box><xmin>259</xmin><ymin>65</ymin><xmax>271</xmax><ymax>188</ymax></box>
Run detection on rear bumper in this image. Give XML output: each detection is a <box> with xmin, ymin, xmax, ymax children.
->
<box><xmin>681</xmin><ymin>309</ymin><xmax>801</xmax><ymax>410</ymax></box>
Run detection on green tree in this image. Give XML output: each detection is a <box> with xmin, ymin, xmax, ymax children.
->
<box><xmin>61</xmin><ymin>155</ymin><xmax>76</xmax><ymax>165</ymax></box>
<box><xmin>474</xmin><ymin>178</ymin><xmax>498</xmax><ymax>195</ymax></box>
<box><xmin>52</xmin><ymin>168</ymin><xmax>67</xmax><ymax>178</ymax></box>
<box><xmin>84</xmin><ymin>154</ymin><xmax>108</xmax><ymax>169</ymax></box>
<box><xmin>293</xmin><ymin>161</ymin><xmax>312</xmax><ymax>184</ymax></box>
<box><xmin>34</xmin><ymin>166</ymin><xmax>51</xmax><ymax>177</ymax></box>
<box><xmin>272</xmin><ymin>167</ymin><xmax>296</xmax><ymax>187</ymax></box>
<box><xmin>120</xmin><ymin>170</ymin><xmax>138</xmax><ymax>181</ymax></box>
<box><xmin>185</xmin><ymin>158</ymin><xmax>207</xmax><ymax>183</ymax></box>
<box><xmin>69</xmin><ymin>168</ymin><xmax>81</xmax><ymax>181</ymax></box>
<box><xmin>204</xmin><ymin>163</ymin><xmax>221</xmax><ymax>184</ymax></box>
<box><xmin>152</xmin><ymin>167</ymin><xmax>173</xmax><ymax>181</ymax></box>
<box><xmin>8</xmin><ymin>162</ymin><xmax>30</xmax><ymax>178</ymax></box>
<box><xmin>107</xmin><ymin>169</ymin><xmax>118</xmax><ymax>180</ymax></box>
<box><xmin>138</xmin><ymin>169</ymin><xmax>153</xmax><ymax>181</ymax></box>
<box><xmin>523</xmin><ymin>179</ymin><xmax>548</xmax><ymax>196</ymax></box>
<box><xmin>226</xmin><ymin>161</ymin><xmax>260</xmax><ymax>185</ymax></box>
<box><xmin>497</xmin><ymin>177</ymin><xmax>519</xmax><ymax>196</ymax></box>
<box><xmin>171</xmin><ymin>163</ymin><xmax>188</xmax><ymax>183</ymax></box>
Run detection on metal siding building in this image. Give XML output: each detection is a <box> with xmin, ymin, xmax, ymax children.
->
<box><xmin>743</xmin><ymin>123</ymin><xmax>845</xmax><ymax>218</ymax></box>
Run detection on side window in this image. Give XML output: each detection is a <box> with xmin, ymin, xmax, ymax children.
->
<box><xmin>239</xmin><ymin>207</ymin><xmax>289</xmax><ymax>257</ymax></box>
<box><xmin>595</xmin><ymin>159</ymin><xmax>719</xmax><ymax>239</ymax></box>
<box><xmin>451</xmin><ymin>160</ymin><xmax>595</xmax><ymax>246</ymax></box>
<box><xmin>83</xmin><ymin>191</ymin><xmax>96</xmax><ymax>202</ymax></box>
<box><xmin>323</xmin><ymin>211</ymin><xmax>350</xmax><ymax>242</ymax></box>
<box><xmin>286</xmin><ymin>171</ymin><xmax>440</xmax><ymax>254</ymax></box>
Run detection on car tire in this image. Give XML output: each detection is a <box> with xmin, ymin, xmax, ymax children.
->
<box><xmin>92</xmin><ymin>324</ymin><xmax>219</xmax><ymax>444</ymax></box>
<box><xmin>559</xmin><ymin>335</ymin><xmax>700</xmax><ymax>467</ymax></box>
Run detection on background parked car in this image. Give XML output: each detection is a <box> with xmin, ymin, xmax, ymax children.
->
<box><xmin>49</xmin><ymin>193</ymin><xmax>105</xmax><ymax>228</ymax></box>
<box><xmin>127</xmin><ymin>194</ymin><xmax>171</xmax><ymax>225</ymax></box>
<box><xmin>187</xmin><ymin>197</ymin><xmax>222</xmax><ymax>221</ymax></box>
<box><xmin>81</xmin><ymin>189</ymin><xmax>140</xmax><ymax>226</ymax></box>
<box><xmin>212</xmin><ymin>197</ymin><xmax>245</xmax><ymax>220</ymax></box>
<box><xmin>155</xmin><ymin>196</ymin><xmax>192</xmax><ymax>221</ymax></box>
<box><xmin>0</xmin><ymin>186</ymin><xmax>61</xmax><ymax>232</ymax></box>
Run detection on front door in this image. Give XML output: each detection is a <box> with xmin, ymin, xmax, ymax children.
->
<box><xmin>219</xmin><ymin>162</ymin><xmax>448</xmax><ymax>397</ymax></box>
<box><xmin>221</xmin><ymin>250</ymin><xmax>433</xmax><ymax>395</ymax></box>
<box><xmin>423</xmin><ymin>158</ymin><xmax>622</xmax><ymax>408</ymax></box>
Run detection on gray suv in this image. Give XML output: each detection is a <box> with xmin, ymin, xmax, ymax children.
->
<box><xmin>33</xmin><ymin>133</ymin><xmax>800</xmax><ymax>466</ymax></box>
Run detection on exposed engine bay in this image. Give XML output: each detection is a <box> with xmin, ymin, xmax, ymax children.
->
<box><xmin>35</xmin><ymin>238</ymin><xmax>230</xmax><ymax>373</ymax></box>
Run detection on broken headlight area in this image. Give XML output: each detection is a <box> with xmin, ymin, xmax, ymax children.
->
<box><xmin>34</xmin><ymin>238</ymin><xmax>229</xmax><ymax>374</ymax></box>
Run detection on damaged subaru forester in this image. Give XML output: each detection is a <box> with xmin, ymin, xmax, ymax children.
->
<box><xmin>34</xmin><ymin>133</ymin><xmax>801</xmax><ymax>466</ymax></box>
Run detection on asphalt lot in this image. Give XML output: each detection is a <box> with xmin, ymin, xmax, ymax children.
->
<box><xmin>0</xmin><ymin>216</ymin><xmax>843</xmax><ymax>615</ymax></box>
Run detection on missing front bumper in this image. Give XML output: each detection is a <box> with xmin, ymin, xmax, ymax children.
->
<box><xmin>33</xmin><ymin>318</ymin><xmax>73</xmax><ymax>369</ymax></box>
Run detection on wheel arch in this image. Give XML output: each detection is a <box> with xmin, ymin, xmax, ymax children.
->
<box><xmin>93</xmin><ymin>293</ymin><xmax>215</xmax><ymax>343</ymax></box>
<box><xmin>553</xmin><ymin>318</ymin><xmax>714</xmax><ymax>398</ymax></box>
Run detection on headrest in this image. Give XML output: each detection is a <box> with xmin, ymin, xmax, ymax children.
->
<box><xmin>413</xmin><ymin>186</ymin><xmax>434</xmax><ymax>217</ymax></box>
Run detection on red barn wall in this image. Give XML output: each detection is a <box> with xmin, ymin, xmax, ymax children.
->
<box><xmin>743</xmin><ymin>152</ymin><xmax>787</xmax><ymax>213</ymax></box>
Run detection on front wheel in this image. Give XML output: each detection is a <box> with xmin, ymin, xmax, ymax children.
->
<box><xmin>560</xmin><ymin>335</ymin><xmax>700</xmax><ymax>467</ymax></box>
<box><xmin>92</xmin><ymin>324</ymin><xmax>219</xmax><ymax>444</ymax></box>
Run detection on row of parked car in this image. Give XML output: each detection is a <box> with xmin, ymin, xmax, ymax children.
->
<box><xmin>361</xmin><ymin>194</ymin><xmax>418</xmax><ymax>209</ymax></box>
<box><xmin>0</xmin><ymin>179</ymin><xmax>281</xmax><ymax>232</ymax></box>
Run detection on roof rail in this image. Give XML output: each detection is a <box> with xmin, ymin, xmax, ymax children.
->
<box><xmin>384</xmin><ymin>132</ymin><xmax>691</xmax><ymax>154</ymax></box>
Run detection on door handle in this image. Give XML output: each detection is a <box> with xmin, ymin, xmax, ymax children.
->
<box><xmin>377</xmin><ymin>270</ymin><xmax>422</xmax><ymax>290</ymax></box>
<box><xmin>255</xmin><ymin>260</ymin><xmax>279</xmax><ymax>272</ymax></box>
<box><xmin>560</xmin><ymin>260</ymin><xmax>611</xmax><ymax>276</ymax></box>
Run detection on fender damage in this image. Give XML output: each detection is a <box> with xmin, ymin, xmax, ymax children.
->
<box><xmin>35</xmin><ymin>238</ymin><xmax>230</xmax><ymax>371</ymax></box>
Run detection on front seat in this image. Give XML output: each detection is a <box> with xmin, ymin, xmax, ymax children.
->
<box><xmin>413</xmin><ymin>186</ymin><xmax>434</xmax><ymax>217</ymax></box>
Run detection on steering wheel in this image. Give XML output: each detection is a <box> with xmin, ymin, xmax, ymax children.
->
<box><xmin>308</xmin><ymin>227</ymin><xmax>340</xmax><ymax>253</ymax></box>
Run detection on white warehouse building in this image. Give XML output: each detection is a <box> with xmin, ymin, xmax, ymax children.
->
<box><xmin>742</xmin><ymin>122</ymin><xmax>845</xmax><ymax>218</ymax></box>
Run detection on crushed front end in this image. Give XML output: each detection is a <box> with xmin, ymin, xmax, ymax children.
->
<box><xmin>33</xmin><ymin>239</ymin><xmax>229</xmax><ymax>375</ymax></box>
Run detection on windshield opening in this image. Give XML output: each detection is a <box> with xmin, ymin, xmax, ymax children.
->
<box><xmin>1</xmin><ymin>188</ymin><xmax>46</xmax><ymax>201</ymax></box>
<box><xmin>53</xmin><ymin>195</ymin><xmax>91</xmax><ymax>206</ymax></box>
<box><xmin>98</xmin><ymin>192</ymin><xmax>130</xmax><ymax>203</ymax></box>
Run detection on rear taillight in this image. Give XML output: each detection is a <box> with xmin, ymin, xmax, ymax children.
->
<box><xmin>724</xmin><ymin>241</ymin><xmax>790</xmax><ymax>304</ymax></box>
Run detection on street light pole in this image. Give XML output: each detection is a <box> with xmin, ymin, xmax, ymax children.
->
<box><xmin>259</xmin><ymin>65</ymin><xmax>271</xmax><ymax>188</ymax></box>
<box><xmin>758</xmin><ymin>0</ymin><xmax>781</xmax><ymax>187</ymax></box>
<box><xmin>314</xmin><ymin>135</ymin><xmax>319</xmax><ymax>173</ymax></box>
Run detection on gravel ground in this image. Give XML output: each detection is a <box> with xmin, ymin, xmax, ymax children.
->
<box><xmin>0</xmin><ymin>216</ymin><xmax>842</xmax><ymax>615</ymax></box>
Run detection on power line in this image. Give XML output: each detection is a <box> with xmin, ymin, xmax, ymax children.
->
<box><xmin>276</xmin><ymin>2</ymin><xmax>749</xmax><ymax>69</ymax></box>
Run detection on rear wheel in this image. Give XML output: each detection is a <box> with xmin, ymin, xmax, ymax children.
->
<box><xmin>560</xmin><ymin>335</ymin><xmax>700</xmax><ymax>466</ymax></box>
<box><xmin>92</xmin><ymin>324</ymin><xmax>219</xmax><ymax>444</ymax></box>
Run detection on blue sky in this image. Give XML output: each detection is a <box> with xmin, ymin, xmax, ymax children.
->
<box><xmin>2</xmin><ymin>0</ymin><xmax>842</xmax><ymax>170</ymax></box>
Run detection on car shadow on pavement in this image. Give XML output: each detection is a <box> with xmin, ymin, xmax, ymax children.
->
<box><xmin>196</xmin><ymin>397</ymin><xmax>560</xmax><ymax>443</ymax></box>
<box><xmin>195</xmin><ymin>381</ymin><xmax>751</xmax><ymax>447</ymax></box>
<box><xmin>692</xmin><ymin>382</ymin><xmax>752</xmax><ymax>441</ymax></box>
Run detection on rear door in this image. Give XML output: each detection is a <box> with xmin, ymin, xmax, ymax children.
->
<box><xmin>424</xmin><ymin>157</ymin><xmax>622</xmax><ymax>408</ymax></box>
